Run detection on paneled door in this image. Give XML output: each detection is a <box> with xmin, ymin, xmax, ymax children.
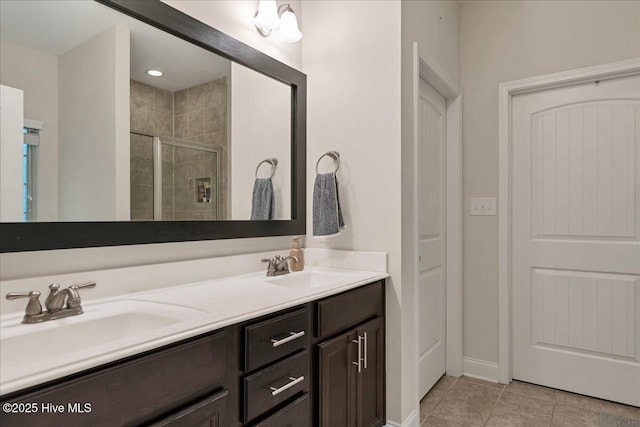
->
<box><xmin>512</xmin><ymin>73</ymin><xmax>640</xmax><ymax>406</ymax></box>
<box><xmin>417</xmin><ymin>78</ymin><xmax>447</xmax><ymax>398</ymax></box>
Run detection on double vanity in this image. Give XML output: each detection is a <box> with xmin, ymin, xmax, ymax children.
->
<box><xmin>0</xmin><ymin>250</ymin><xmax>388</xmax><ymax>426</ymax></box>
<box><xmin>0</xmin><ymin>1</ymin><xmax>386</xmax><ymax>425</ymax></box>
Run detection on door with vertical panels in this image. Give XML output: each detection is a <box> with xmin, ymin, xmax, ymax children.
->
<box><xmin>417</xmin><ymin>78</ymin><xmax>447</xmax><ymax>398</ymax></box>
<box><xmin>512</xmin><ymin>73</ymin><xmax>640</xmax><ymax>406</ymax></box>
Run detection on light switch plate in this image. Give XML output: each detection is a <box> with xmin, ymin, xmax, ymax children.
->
<box><xmin>470</xmin><ymin>197</ymin><xmax>496</xmax><ymax>216</ymax></box>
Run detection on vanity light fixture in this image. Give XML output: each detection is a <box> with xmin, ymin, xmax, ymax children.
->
<box><xmin>254</xmin><ymin>0</ymin><xmax>280</xmax><ymax>34</ymax></box>
<box><xmin>147</xmin><ymin>69</ymin><xmax>163</xmax><ymax>77</ymax></box>
<box><xmin>254</xmin><ymin>1</ymin><xmax>302</xmax><ymax>43</ymax></box>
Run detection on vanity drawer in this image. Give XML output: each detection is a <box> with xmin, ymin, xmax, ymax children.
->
<box><xmin>0</xmin><ymin>330</ymin><xmax>229</xmax><ymax>427</ymax></box>
<box><xmin>244</xmin><ymin>350</ymin><xmax>309</xmax><ymax>423</ymax></box>
<box><xmin>150</xmin><ymin>389</ymin><xmax>228</xmax><ymax>427</ymax></box>
<box><xmin>244</xmin><ymin>307</ymin><xmax>309</xmax><ymax>372</ymax></box>
<box><xmin>253</xmin><ymin>393</ymin><xmax>310</xmax><ymax>427</ymax></box>
<box><xmin>316</xmin><ymin>281</ymin><xmax>383</xmax><ymax>340</ymax></box>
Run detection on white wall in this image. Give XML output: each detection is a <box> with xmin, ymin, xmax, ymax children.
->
<box><xmin>1</xmin><ymin>1</ymin><xmax>303</xmax><ymax>279</ymax></box>
<box><xmin>0</xmin><ymin>85</ymin><xmax>24</xmax><ymax>221</ymax></box>
<box><xmin>402</xmin><ymin>1</ymin><xmax>459</xmax><ymax>83</ymax></box>
<box><xmin>460</xmin><ymin>0</ymin><xmax>640</xmax><ymax>364</ymax></box>
<box><xmin>0</xmin><ymin>41</ymin><xmax>59</xmax><ymax>221</ymax></box>
<box><xmin>58</xmin><ymin>25</ymin><xmax>130</xmax><ymax>221</ymax></box>
<box><xmin>114</xmin><ymin>25</ymin><xmax>130</xmax><ymax>220</ymax></box>
<box><xmin>401</xmin><ymin>0</ymin><xmax>460</xmax><ymax>419</ymax></box>
<box><xmin>230</xmin><ymin>63</ymin><xmax>291</xmax><ymax>220</ymax></box>
<box><xmin>300</xmin><ymin>1</ymin><xmax>403</xmax><ymax>423</ymax></box>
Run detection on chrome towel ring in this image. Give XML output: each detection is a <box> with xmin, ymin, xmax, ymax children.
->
<box><xmin>255</xmin><ymin>158</ymin><xmax>278</xmax><ymax>179</ymax></box>
<box><xmin>315</xmin><ymin>151</ymin><xmax>340</xmax><ymax>174</ymax></box>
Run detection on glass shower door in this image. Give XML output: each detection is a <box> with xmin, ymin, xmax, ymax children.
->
<box><xmin>153</xmin><ymin>136</ymin><xmax>220</xmax><ymax>221</ymax></box>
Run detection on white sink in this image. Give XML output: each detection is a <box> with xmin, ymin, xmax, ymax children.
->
<box><xmin>264</xmin><ymin>270</ymin><xmax>350</xmax><ymax>288</ymax></box>
<box><xmin>0</xmin><ymin>300</ymin><xmax>205</xmax><ymax>369</ymax></box>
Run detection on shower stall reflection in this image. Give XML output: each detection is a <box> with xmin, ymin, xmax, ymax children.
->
<box><xmin>130</xmin><ymin>133</ymin><xmax>220</xmax><ymax>221</ymax></box>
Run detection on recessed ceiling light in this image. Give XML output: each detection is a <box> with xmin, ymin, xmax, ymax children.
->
<box><xmin>147</xmin><ymin>70</ymin><xmax>163</xmax><ymax>77</ymax></box>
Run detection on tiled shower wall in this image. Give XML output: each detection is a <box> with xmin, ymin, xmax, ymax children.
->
<box><xmin>170</xmin><ymin>146</ymin><xmax>219</xmax><ymax>220</ymax></box>
<box><xmin>129</xmin><ymin>79</ymin><xmax>228</xmax><ymax>221</ymax></box>
<box><xmin>174</xmin><ymin>79</ymin><xmax>228</xmax><ymax>220</ymax></box>
<box><xmin>130</xmin><ymin>80</ymin><xmax>174</xmax><ymax>138</ymax></box>
<box><xmin>129</xmin><ymin>133</ymin><xmax>154</xmax><ymax>220</ymax></box>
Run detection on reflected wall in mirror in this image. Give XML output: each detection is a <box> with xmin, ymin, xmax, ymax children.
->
<box><xmin>0</xmin><ymin>0</ymin><xmax>291</xmax><ymax>223</ymax></box>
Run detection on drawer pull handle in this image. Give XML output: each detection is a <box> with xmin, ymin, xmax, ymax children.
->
<box><xmin>271</xmin><ymin>331</ymin><xmax>305</xmax><ymax>347</ymax></box>
<box><xmin>269</xmin><ymin>375</ymin><xmax>305</xmax><ymax>396</ymax></box>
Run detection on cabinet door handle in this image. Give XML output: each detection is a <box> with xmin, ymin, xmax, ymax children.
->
<box><xmin>352</xmin><ymin>335</ymin><xmax>363</xmax><ymax>373</ymax></box>
<box><xmin>269</xmin><ymin>375</ymin><xmax>304</xmax><ymax>396</ymax></box>
<box><xmin>363</xmin><ymin>332</ymin><xmax>368</xmax><ymax>369</ymax></box>
<box><xmin>271</xmin><ymin>330</ymin><xmax>305</xmax><ymax>347</ymax></box>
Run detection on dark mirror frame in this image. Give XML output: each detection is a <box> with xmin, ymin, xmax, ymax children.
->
<box><xmin>0</xmin><ymin>0</ymin><xmax>306</xmax><ymax>253</ymax></box>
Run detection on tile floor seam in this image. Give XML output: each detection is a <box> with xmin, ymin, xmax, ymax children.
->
<box><xmin>482</xmin><ymin>383</ymin><xmax>506</xmax><ymax>426</ymax></box>
<box><xmin>420</xmin><ymin>375</ymin><xmax>459</xmax><ymax>426</ymax></box>
<box><xmin>431</xmin><ymin>377</ymin><xmax>454</xmax><ymax>425</ymax></box>
<box><xmin>549</xmin><ymin>389</ymin><xmax>559</xmax><ymax>426</ymax></box>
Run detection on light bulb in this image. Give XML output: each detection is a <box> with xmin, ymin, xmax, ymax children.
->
<box><xmin>274</xmin><ymin>9</ymin><xmax>302</xmax><ymax>43</ymax></box>
<box><xmin>254</xmin><ymin>0</ymin><xmax>280</xmax><ymax>33</ymax></box>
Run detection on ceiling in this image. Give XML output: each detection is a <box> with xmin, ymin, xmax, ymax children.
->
<box><xmin>0</xmin><ymin>0</ymin><xmax>231</xmax><ymax>92</ymax></box>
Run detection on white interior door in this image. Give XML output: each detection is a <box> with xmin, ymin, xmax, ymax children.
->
<box><xmin>417</xmin><ymin>78</ymin><xmax>447</xmax><ymax>398</ymax></box>
<box><xmin>512</xmin><ymin>73</ymin><xmax>640</xmax><ymax>406</ymax></box>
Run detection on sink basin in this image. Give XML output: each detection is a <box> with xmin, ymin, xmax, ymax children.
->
<box><xmin>264</xmin><ymin>270</ymin><xmax>350</xmax><ymax>289</ymax></box>
<box><xmin>0</xmin><ymin>300</ymin><xmax>205</xmax><ymax>369</ymax></box>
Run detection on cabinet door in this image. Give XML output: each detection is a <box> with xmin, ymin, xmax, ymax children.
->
<box><xmin>318</xmin><ymin>330</ymin><xmax>358</xmax><ymax>427</ymax></box>
<box><xmin>356</xmin><ymin>317</ymin><xmax>384</xmax><ymax>427</ymax></box>
<box><xmin>150</xmin><ymin>389</ymin><xmax>228</xmax><ymax>427</ymax></box>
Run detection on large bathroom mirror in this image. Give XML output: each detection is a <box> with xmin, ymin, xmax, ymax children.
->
<box><xmin>0</xmin><ymin>0</ymin><xmax>306</xmax><ymax>252</ymax></box>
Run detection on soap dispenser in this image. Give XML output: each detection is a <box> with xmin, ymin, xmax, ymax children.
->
<box><xmin>289</xmin><ymin>237</ymin><xmax>304</xmax><ymax>271</ymax></box>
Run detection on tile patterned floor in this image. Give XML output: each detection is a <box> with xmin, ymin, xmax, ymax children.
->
<box><xmin>420</xmin><ymin>376</ymin><xmax>640</xmax><ymax>427</ymax></box>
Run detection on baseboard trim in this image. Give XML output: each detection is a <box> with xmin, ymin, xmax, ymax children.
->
<box><xmin>463</xmin><ymin>357</ymin><xmax>500</xmax><ymax>383</ymax></box>
<box><xmin>385</xmin><ymin>410</ymin><xmax>418</xmax><ymax>427</ymax></box>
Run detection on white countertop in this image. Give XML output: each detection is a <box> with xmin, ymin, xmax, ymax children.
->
<box><xmin>0</xmin><ymin>264</ymin><xmax>388</xmax><ymax>396</ymax></box>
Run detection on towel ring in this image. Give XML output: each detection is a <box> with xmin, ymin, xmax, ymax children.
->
<box><xmin>315</xmin><ymin>151</ymin><xmax>340</xmax><ymax>174</ymax></box>
<box><xmin>255</xmin><ymin>158</ymin><xmax>278</xmax><ymax>179</ymax></box>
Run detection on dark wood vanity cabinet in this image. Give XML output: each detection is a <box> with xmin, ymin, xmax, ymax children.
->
<box><xmin>0</xmin><ymin>329</ymin><xmax>232</xmax><ymax>427</ymax></box>
<box><xmin>316</xmin><ymin>282</ymin><xmax>385</xmax><ymax>427</ymax></box>
<box><xmin>0</xmin><ymin>280</ymin><xmax>385</xmax><ymax>427</ymax></box>
<box><xmin>241</xmin><ymin>280</ymin><xmax>386</xmax><ymax>427</ymax></box>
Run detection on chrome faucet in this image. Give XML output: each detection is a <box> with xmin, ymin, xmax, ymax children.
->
<box><xmin>6</xmin><ymin>281</ymin><xmax>96</xmax><ymax>324</ymax></box>
<box><xmin>261</xmin><ymin>255</ymin><xmax>299</xmax><ymax>277</ymax></box>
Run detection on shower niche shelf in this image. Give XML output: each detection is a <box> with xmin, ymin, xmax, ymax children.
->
<box><xmin>196</xmin><ymin>177</ymin><xmax>213</xmax><ymax>204</ymax></box>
